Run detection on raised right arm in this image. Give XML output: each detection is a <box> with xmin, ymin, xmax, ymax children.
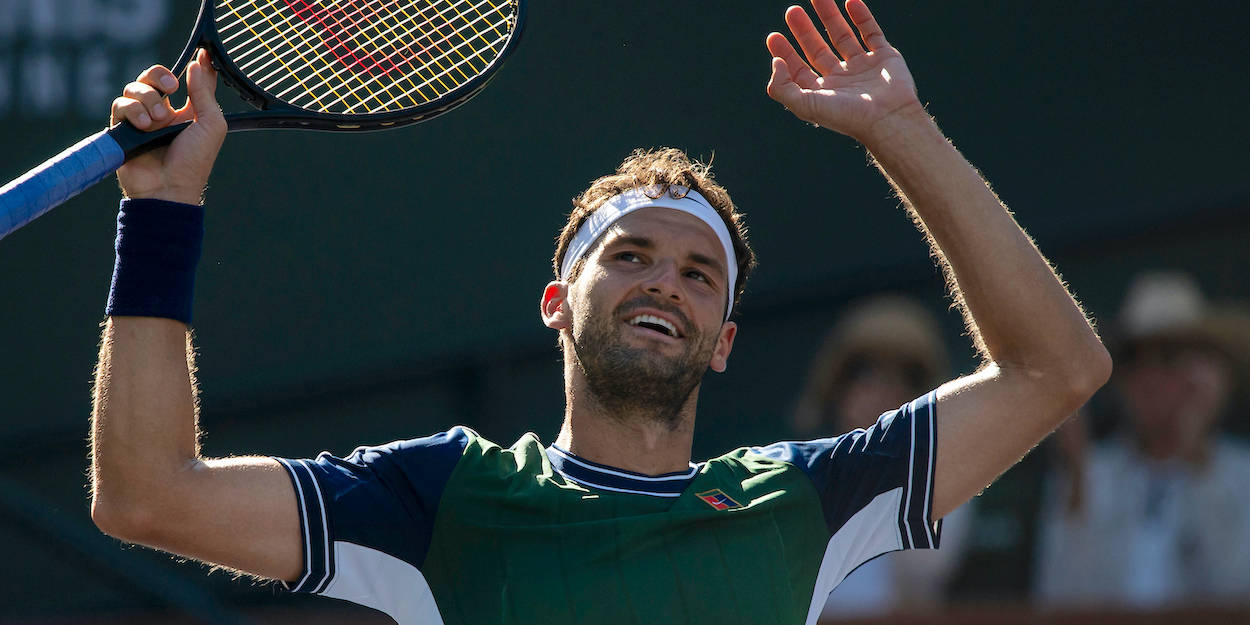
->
<box><xmin>764</xmin><ymin>0</ymin><xmax>1111</xmax><ymax>520</ymax></box>
<box><xmin>89</xmin><ymin>50</ymin><xmax>303</xmax><ymax>582</ymax></box>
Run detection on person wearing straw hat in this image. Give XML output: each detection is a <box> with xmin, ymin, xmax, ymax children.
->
<box><xmin>792</xmin><ymin>295</ymin><xmax>975</xmax><ymax>617</ymax></box>
<box><xmin>1036</xmin><ymin>271</ymin><xmax>1250</xmax><ymax>608</ymax></box>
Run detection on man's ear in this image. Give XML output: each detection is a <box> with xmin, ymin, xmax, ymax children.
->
<box><xmin>541</xmin><ymin>281</ymin><xmax>571</xmax><ymax>330</ymax></box>
<box><xmin>709</xmin><ymin>321</ymin><xmax>738</xmax><ymax>373</ymax></box>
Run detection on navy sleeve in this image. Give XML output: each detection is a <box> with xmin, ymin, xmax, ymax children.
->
<box><xmin>273</xmin><ymin>426</ymin><xmax>471</xmax><ymax>594</ymax></box>
<box><xmin>754</xmin><ymin>392</ymin><xmax>940</xmax><ymax>550</ymax></box>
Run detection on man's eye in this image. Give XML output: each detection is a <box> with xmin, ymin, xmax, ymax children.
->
<box><xmin>617</xmin><ymin>252</ymin><xmax>641</xmax><ymax>263</ymax></box>
<box><xmin>686</xmin><ymin>270</ymin><xmax>710</xmax><ymax>284</ymax></box>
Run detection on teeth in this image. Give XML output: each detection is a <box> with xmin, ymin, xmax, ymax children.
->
<box><xmin>628</xmin><ymin>314</ymin><xmax>678</xmax><ymax>337</ymax></box>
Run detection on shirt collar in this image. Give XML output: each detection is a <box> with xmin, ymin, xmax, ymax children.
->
<box><xmin>546</xmin><ymin>444</ymin><xmax>699</xmax><ymax>498</ymax></box>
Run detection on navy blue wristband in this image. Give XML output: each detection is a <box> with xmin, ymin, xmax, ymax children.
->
<box><xmin>105</xmin><ymin>198</ymin><xmax>205</xmax><ymax>325</ymax></box>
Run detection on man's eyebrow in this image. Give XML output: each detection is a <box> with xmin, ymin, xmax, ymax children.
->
<box><xmin>688</xmin><ymin>252</ymin><xmax>726</xmax><ymax>279</ymax></box>
<box><xmin>603</xmin><ymin>235</ymin><xmax>654</xmax><ymax>250</ymax></box>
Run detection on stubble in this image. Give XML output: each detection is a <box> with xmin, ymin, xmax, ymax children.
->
<box><xmin>571</xmin><ymin>296</ymin><xmax>718</xmax><ymax>430</ymax></box>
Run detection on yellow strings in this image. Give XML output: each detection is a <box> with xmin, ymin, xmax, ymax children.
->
<box><xmin>219</xmin><ymin>0</ymin><xmax>514</xmax><ymax>112</ymax></box>
<box><xmin>232</xmin><ymin>0</ymin><xmax>352</xmax><ymax>109</ymax></box>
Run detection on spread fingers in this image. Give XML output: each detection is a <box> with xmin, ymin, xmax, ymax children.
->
<box><xmin>784</xmin><ymin>6</ymin><xmax>844</xmax><ymax>76</ymax></box>
<box><xmin>766</xmin><ymin>32</ymin><xmax>822</xmax><ymax>89</ymax></box>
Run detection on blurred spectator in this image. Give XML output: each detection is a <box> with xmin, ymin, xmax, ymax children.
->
<box><xmin>1035</xmin><ymin>271</ymin><xmax>1250</xmax><ymax>608</ymax></box>
<box><xmin>792</xmin><ymin>295</ymin><xmax>974</xmax><ymax>618</ymax></box>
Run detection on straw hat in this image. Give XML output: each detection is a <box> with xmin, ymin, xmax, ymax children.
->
<box><xmin>792</xmin><ymin>295</ymin><xmax>949</xmax><ymax>433</ymax></box>
<box><xmin>1115</xmin><ymin>272</ymin><xmax>1250</xmax><ymax>371</ymax></box>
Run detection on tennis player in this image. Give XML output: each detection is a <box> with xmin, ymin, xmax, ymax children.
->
<box><xmin>89</xmin><ymin>2</ymin><xmax>1110</xmax><ymax>623</ymax></box>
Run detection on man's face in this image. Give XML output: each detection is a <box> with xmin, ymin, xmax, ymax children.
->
<box><xmin>557</xmin><ymin>208</ymin><xmax>737</xmax><ymax>426</ymax></box>
<box><xmin>1118</xmin><ymin>341</ymin><xmax>1231</xmax><ymax>446</ymax></box>
<box><xmin>832</xmin><ymin>354</ymin><xmax>927</xmax><ymax>431</ymax></box>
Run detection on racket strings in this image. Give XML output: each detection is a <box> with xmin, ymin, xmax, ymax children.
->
<box><xmin>309</xmin><ymin>0</ymin><xmax>508</xmax><ymax>110</ymax></box>
<box><xmin>221</xmin><ymin>0</ymin><xmax>341</xmax><ymax>109</ymax></box>
<box><xmin>215</xmin><ymin>0</ymin><xmax>517</xmax><ymax>114</ymax></box>
<box><xmin>276</xmin><ymin>0</ymin><xmax>465</xmax><ymax>103</ymax></box>
<box><xmin>327</xmin><ymin>0</ymin><xmax>513</xmax><ymax>110</ymax></box>
<box><xmin>347</xmin><ymin>4</ymin><xmax>511</xmax><ymax>111</ymax></box>
<box><xmin>219</xmin><ymin>0</ymin><xmax>499</xmax><ymax>110</ymax></box>
<box><xmin>255</xmin><ymin>0</ymin><xmax>434</xmax><ymax>107</ymax></box>
<box><xmin>221</xmin><ymin>0</ymin><xmax>481</xmax><ymax>107</ymax></box>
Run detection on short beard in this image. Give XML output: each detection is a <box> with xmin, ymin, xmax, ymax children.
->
<box><xmin>571</xmin><ymin>297</ymin><xmax>716</xmax><ymax>430</ymax></box>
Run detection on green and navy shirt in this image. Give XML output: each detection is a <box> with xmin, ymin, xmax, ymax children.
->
<box><xmin>275</xmin><ymin>392</ymin><xmax>941</xmax><ymax>624</ymax></box>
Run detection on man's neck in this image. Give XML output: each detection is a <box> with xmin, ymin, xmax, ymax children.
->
<box><xmin>554</xmin><ymin>375</ymin><xmax>699</xmax><ymax>476</ymax></box>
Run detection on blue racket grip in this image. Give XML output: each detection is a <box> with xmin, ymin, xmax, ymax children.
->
<box><xmin>0</xmin><ymin>129</ymin><xmax>125</xmax><ymax>240</ymax></box>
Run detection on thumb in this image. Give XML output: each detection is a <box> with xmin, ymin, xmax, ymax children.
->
<box><xmin>765</xmin><ymin>57</ymin><xmax>803</xmax><ymax>108</ymax></box>
<box><xmin>185</xmin><ymin>48</ymin><xmax>225</xmax><ymax>131</ymax></box>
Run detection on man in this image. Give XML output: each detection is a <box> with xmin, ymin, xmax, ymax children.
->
<box><xmin>1036</xmin><ymin>272</ymin><xmax>1250</xmax><ymax>607</ymax></box>
<box><xmin>90</xmin><ymin>2</ymin><xmax>1110</xmax><ymax>623</ymax></box>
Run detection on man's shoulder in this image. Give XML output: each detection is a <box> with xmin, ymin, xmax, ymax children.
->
<box><xmin>429</xmin><ymin>429</ymin><xmax>555</xmax><ymax>492</ymax></box>
<box><xmin>324</xmin><ymin>426</ymin><xmax>511</xmax><ymax>481</ymax></box>
<box><xmin>368</xmin><ymin>426</ymin><xmax>550</xmax><ymax>473</ymax></box>
<box><xmin>708</xmin><ymin>436</ymin><xmax>846</xmax><ymax>471</ymax></box>
<box><xmin>699</xmin><ymin>437</ymin><xmax>858</xmax><ymax>504</ymax></box>
<box><xmin>344</xmin><ymin>425</ymin><xmax>480</xmax><ymax>466</ymax></box>
<box><xmin>700</xmin><ymin>443</ymin><xmax>810</xmax><ymax>481</ymax></box>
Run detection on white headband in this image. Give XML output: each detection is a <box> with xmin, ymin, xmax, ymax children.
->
<box><xmin>560</xmin><ymin>185</ymin><xmax>738</xmax><ymax>320</ymax></box>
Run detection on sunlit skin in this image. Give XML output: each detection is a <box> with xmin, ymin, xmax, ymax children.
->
<box><xmin>764</xmin><ymin>1</ymin><xmax>922</xmax><ymax>143</ymax></box>
<box><xmin>542</xmin><ymin>208</ymin><xmax>737</xmax><ymax>475</ymax></box>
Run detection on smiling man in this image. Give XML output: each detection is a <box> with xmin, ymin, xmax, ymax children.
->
<box><xmin>89</xmin><ymin>2</ymin><xmax>1110</xmax><ymax>624</ymax></box>
<box><xmin>542</xmin><ymin>157</ymin><xmax>752</xmax><ymax>465</ymax></box>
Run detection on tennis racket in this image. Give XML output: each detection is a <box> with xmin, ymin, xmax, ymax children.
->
<box><xmin>0</xmin><ymin>0</ymin><xmax>525</xmax><ymax>240</ymax></box>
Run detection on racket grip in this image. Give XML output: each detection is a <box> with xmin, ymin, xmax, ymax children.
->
<box><xmin>0</xmin><ymin>130</ymin><xmax>126</xmax><ymax>240</ymax></box>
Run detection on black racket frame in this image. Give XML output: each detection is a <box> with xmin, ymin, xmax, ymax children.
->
<box><xmin>110</xmin><ymin>0</ymin><xmax>527</xmax><ymax>159</ymax></box>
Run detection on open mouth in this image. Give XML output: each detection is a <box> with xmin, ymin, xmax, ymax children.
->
<box><xmin>626</xmin><ymin>314</ymin><xmax>681</xmax><ymax>338</ymax></box>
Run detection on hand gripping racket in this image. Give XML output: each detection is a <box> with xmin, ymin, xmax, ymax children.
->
<box><xmin>0</xmin><ymin>0</ymin><xmax>525</xmax><ymax>240</ymax></box>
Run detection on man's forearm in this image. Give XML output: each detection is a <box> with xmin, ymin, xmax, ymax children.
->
<box><xmin>861</xmin><ymin>108</ymin><xmax>1106</xmax><ymax>379</ymax></box>
<box><xmin>91</xmin><ymin>316</ymin><xmax>201</xmax><ymax>528</ymax></box>
<box><xmin>763</xmin><ymin>0</ymin><xmax>1108</xmax><ymax>517</ymax></box>
<box><xmin>86</xmin><ymin>59</ymin><xmax>304</xmax><ymax>580</ymax></box>
<box><xmin>860</xmin><ymin>109</ymin><xmax>1110</xmax><ymax>516</ymax></box>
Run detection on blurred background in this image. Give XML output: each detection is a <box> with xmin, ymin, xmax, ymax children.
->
<box><xmin>1</xmin><ymin>0</ymin><xmax>1247</xmax><ymax>623</ymax></box>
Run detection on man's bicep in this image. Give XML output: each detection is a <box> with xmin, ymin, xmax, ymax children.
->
<box><xmin>152</xmin><ymin>457</ymin><xmax>305</xmax><ymax>583</ymax></box>
<box><xmin>933</xmin><ymin>365</ymin><xmax>1078</xmax><ymax>519</ymax></box>
<box><xmin>121</xmin><ymin>428</ymin><xmax>467</xmax><ymax>604</ymax></box>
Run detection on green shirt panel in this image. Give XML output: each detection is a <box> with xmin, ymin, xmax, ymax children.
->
<box><xmin>422</xmin><ymin>433</ymin><xmax>830</xmax><ymax>625</ymax></box>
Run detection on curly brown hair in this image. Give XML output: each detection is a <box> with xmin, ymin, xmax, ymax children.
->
<box><xmin>553</xmin><ymin>148</ymin><xmax>757</xmax><ymax>317</ymax></box>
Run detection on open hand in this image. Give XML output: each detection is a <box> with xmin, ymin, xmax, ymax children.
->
<box><xmin>766</xmin><ymin>0</ymin><xmax>922</xmax><ymax>143</ymax></box>
<box><xmin>111</xmin><ymin>48</ymin><xmax>226</xmax><ymax>205</ymax></box>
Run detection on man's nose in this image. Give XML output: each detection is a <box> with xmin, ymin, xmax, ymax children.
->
<box><xmin>642</xmin><ymin>261</ymin><xmax>683</xmax><ymax>302</ymax></box>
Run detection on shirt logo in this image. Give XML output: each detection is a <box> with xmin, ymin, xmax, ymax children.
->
<box><xmin>697</xmin><ymin>489</ymin><xmax>743</xmax><ymax>511</ymax></box>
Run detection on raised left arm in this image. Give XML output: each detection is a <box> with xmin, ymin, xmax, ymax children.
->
<box><xmin>766</xmin><ymin>0</ymin><xmax>1111</xmax><ymax>519</ymax></box>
